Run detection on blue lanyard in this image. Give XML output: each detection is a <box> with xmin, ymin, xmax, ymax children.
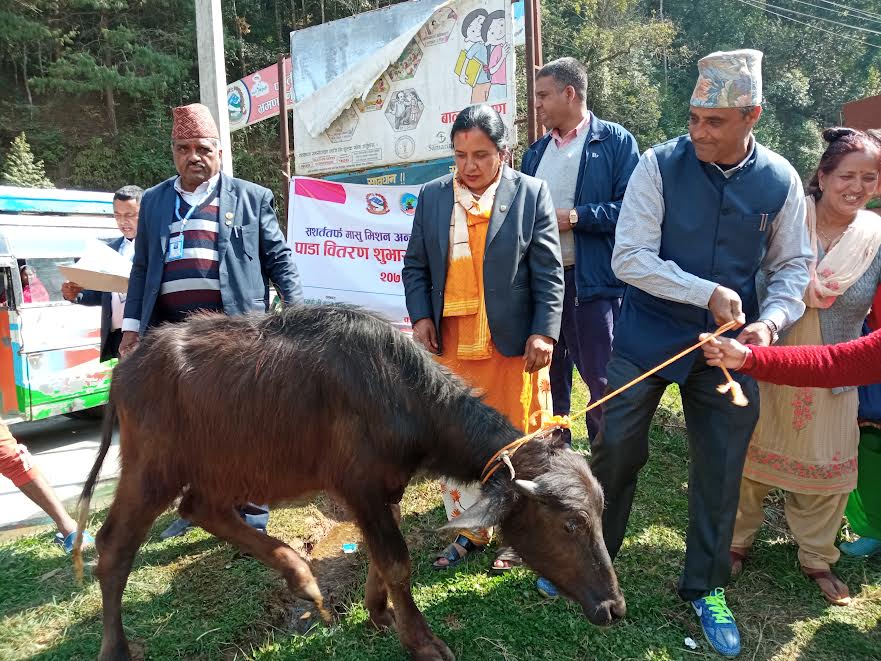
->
<box><xmin>174</xmin><ymin>195</ymin><xmax>198</xmax><ymax>234</ymax></box>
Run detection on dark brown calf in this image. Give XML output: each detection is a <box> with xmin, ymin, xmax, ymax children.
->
<box><xmin>75</xmin><ymin>305</ymin><xmax>624</xmax><ymax>661</ymax></box>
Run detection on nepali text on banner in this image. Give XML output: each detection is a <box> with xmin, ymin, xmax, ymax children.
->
<box><xmin>288</xmin><ymin>177</ymin><xmax>420</xmax><ymax>332</ymax></box>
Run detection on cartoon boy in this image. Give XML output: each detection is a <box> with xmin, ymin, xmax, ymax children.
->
<box><xmin>459</xmin><ymin>9</ymin><xmax>490</xmax><ymax>103</ymax></box>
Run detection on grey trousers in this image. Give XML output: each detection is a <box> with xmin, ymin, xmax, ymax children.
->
<box><xmin>590</xmin><ymin>353</ymin><xmax>759</xmax><ymax>602</ymax></box>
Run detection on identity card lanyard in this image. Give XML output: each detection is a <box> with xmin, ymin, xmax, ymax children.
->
<box><xmin>167</xmin><ymin>196</ymin><xmax>197</xmax><ymax>261</ymax></box>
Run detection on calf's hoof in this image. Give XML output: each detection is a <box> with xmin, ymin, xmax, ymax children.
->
<box><xmin>369</xmin><ymin>606</ymin><xmax>396</xmax><ymax>631</ymax></box>
<box><xmin>409</xmin><ymin>636</ymin><xmax>455</xmax><ymax>661</ymax></box>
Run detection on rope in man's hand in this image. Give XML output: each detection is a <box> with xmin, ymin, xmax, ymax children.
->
<box><xmin>482</xmin><ymin>320</ymin><xmax>746</xmax><ymax>483</ymax></box>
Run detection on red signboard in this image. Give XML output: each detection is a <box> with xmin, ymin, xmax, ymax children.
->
<box><xmin>227</xmin><ymin>57</ymin><xmax>293</xmax><ymax>131</ymax></box>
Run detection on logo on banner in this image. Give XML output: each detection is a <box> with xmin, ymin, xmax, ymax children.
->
<box><xmin>400</xmin><ymin>193</ymin><xmax>418</xmax><ymax>216</ymax></box>
<box><xmin>366</xmin><ymin>192</ymin><xmax>390</xmax><ymax>215</ymax></box>
<box><xmin>227</xmin><ymin>81</ymin><xmax>251</xmax><ymax>130</ymax></box>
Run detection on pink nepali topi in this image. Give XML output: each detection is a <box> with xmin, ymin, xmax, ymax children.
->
<box><xmin>171</xmin><ymin>103</ymin><xmax>219</xmax><ymax>140</ymax></box>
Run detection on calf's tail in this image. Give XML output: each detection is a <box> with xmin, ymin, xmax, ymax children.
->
<box><xmin>73</xmin><ymin>396</ymin><xmax>117</xmax><ymax>583</ymax></box>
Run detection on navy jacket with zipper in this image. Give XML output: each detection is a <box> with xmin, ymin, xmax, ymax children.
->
<box><xmin>521</xmin><ymin>113</ymin><xmax>639</xmax><ymax>302</ymax></box>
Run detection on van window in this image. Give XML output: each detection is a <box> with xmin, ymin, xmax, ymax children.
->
<box><xmin>0</xmin><ymin>268</ymin><xmax>13</xmax><ymax>308</ymax></box>
<box><xmin>18</xmin><ymin>257</ymin><xmax>73</xmax><ymax>305</ymax></box>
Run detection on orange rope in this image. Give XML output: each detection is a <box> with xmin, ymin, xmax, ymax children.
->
<box><xmin>480</xmin><ymin>320</ymin><xmax>739</xmax><ymax>483</ymax></box>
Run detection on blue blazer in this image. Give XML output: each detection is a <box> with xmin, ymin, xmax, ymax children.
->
<box><xmin>77</xmin><ymin>236</ymin><xmax>125</xmax><ymax>362</ymax></box>
<box><xmin>124</xmin><ymin>174</ymin><xmax>303</xmax><ymax>334</ymax></box>
<box><xmin>521</xmin><ymin>114</ymin><xmax>639</xmax><ymax>302</ymax></box>
<box><xmin>402</xmin><ymin>165</ymin><xmax>564</xmax><ymax>357</ymax></box>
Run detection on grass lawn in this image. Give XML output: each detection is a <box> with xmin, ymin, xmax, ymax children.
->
<box><xmin>1</xmin><ymin>380</ymin><xmax>879</xmax><ymax>660</ymax></box>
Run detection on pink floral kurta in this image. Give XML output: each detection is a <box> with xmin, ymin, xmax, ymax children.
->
<box><xmin>742</xmin><ymin>308</ymin><xmax>859</xmax><ymax>494</ymax></box>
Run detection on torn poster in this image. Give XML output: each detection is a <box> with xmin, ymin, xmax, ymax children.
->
<box><xmin>291</xmin><ymin>0</ymin><xmax>516</xmax><ymax>176</ymax></box>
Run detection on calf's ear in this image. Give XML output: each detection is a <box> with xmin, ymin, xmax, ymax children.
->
<box><xmin>438</xmin><ymin>490</ymin><xmax>512</xmax><ymax>532</ymax></box>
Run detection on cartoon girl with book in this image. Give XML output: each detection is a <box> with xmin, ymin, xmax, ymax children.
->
<box><xmin>456</xmin><ymin>9</ymin><xmax>490</xmax><ymax>103</ymax></box>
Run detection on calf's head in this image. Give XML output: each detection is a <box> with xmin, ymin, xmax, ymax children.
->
<box><xmin>446</xmin><ymin>442</ymin><xmax>625</xmax><ymax>626</ymax></box>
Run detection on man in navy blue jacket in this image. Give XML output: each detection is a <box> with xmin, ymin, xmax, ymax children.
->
<box><xmin>62</xmin><ymin>185</ymin><xmax>143</xmax><ymax>361</ymax></box>
<box><xmin>521</xmin><ymin>58</ymin><xmax>639</xmax><ymax>445</ymax></box>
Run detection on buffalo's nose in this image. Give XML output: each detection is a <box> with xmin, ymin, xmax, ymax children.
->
<box><xmin>609</xmin><ymin>596</ymin><xmax>627</xmax><ymax>621</ymax></box>
<box><xmin>585</xmin><ymin>596</ymin><xmax>626</xmax><ymax>626</ymax></box>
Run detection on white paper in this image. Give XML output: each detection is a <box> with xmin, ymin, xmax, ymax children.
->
<box><xmin>57</xmin><ymin>240</ymin><xmax>132</xmax><ymax>293</ymax></box>
<box><xmin>72</xmin><ymin>240</ymin><xmax>132</xmax><ymax>278</ymax></box>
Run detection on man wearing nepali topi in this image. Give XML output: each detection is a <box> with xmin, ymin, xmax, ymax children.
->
<box><xmin>119</xmin><ymin>102</ymin><xmax>303</xmax><ymax>539</ymax></box>
<box><xmin>595</xmin><ymin>50</ymin><xmax>812</xmax><ymax>657</ymax></box>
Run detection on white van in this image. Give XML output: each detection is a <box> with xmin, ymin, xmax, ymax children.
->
<box><xmin>0</xmin><ymin>186</ymin><xmax>120</xmax><ymax>424</ymax></box>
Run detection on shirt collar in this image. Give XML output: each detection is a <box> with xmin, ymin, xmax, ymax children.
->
<box><xmin>550</xmin><ymin>113</ymin><xmax>591</xmax><ymax>146</ymax></box>
<box><xmin>174</xmin><ymin>172</ymin><xmax>221</xmax><ymax>196</ymax></box>
<box><xmin>712</xmin><ymin>136</ymin><xmax>756</xmax><ymax>178</ymax></box>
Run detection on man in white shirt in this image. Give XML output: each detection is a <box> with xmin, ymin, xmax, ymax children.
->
<box><xmin>62</xmin><ymin>185</ymin><xmax>142</xmax><ymax>361</ymax></box>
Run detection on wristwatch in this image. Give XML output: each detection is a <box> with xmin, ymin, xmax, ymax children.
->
<box><xmin>568</xmin><ymin>209</ymin><xmax>578</xmax><ymax>227</ymax></box>
<box><xmin>759</xmin><ymin>319</ymin><xmax>779</xmax><ymax>344</ymax></box>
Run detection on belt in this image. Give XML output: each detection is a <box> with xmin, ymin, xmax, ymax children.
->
<box><xmin>563</xmin><ymin>265</ymin><xmax>576</xmax><ymax>271</ymax></box>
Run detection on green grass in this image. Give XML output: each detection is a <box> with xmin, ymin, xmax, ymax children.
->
<box><xmin>1</xmin><ymin>381</ymin><xmax>879</xmax><ymax>660</ymax></box>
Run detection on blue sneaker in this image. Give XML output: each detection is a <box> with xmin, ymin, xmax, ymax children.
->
<box><xmin>840</xmin><ymin>536</ymin><xmax>881</xmax><ymax>558</ymax></box>
<box><xmin>536</xmin><ymin>577</ymin><xmax>559</xmax><ymax>599</ymax></box>
<box><xmin>692</xmin><ymin>588</ymin><xmax>741</xmax><ymax>658</ymax></box>
<box><xmin>54</xmin><ymin>530</ymin><xmax>95</xmax><ymax>555</ymax></box>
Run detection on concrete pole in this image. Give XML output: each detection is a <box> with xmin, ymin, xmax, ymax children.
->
<box><xmin>195</xmin><ymin>0</ymin><xmax>233</xmax><ymax>174</ymax></box>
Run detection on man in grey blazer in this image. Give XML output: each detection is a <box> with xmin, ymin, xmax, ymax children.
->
<box><xmin>118</xmin><ymin>103</ymin><xmax>302</xmax><ymax>357</ymax></box>
<box><xmin>118</xmin><ymin>103</ymin><xmax>302</xmax><ymax>539</ymax></box>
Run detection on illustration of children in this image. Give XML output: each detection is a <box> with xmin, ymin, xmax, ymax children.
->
<box><xmin>406</xmin><ymin>91</ymin><xmax>419</xmax><ymax>125</ymax></box>
<box><xmin>390</xmin><ymin>91</ymin><xmax>409</xmax><ymax>130</ymax></box>
<box><xmin>458</xmin><ymin>9</ymin><xmax>490</xmax><ymax>104</ymax></box>
<box><xmin>484</xmin><ymin>10</ymin><xmax>510</xmax><ymax>102</ymax></box>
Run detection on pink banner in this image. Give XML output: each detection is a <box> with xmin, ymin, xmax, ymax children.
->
<box><xmin>227</xmin><ymin>57</ymin><xmax>293</xmax><ymax>131</ymax></box>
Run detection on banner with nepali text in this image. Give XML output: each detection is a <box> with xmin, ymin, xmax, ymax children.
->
<box><xmin>288</xmin><ymin>177</ymin><xmax>419</xmax><ymax>331</ymax></box>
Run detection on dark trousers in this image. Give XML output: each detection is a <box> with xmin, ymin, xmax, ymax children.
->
<box><xmin>106</xmin><ymin>329</ymin><xmax>123</xmax><ymax>360</ymax></box>
<box><xmin>590</xmin><ymin>353</ymin><xmax>759</xmax><ymax>602</ymax></box>
<box><xmin>549</xmin><ymin>266</ymin><xmax>620</xmax><ymax>440</ymax></box>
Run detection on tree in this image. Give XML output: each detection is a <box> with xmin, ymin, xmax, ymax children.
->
<box><xmin>537</xmin><ymin>0</ymin><xmax>677</xmax><ymax>150</ymax></box>
<box><xmin>1</xmin><ymin>133</ymin><xmax>54</xmax><ymax>188</ymax></box>
<box><xmin>25</xmin><ymin>1</ymin><xmax>193</xmax><ymax>135</ymax></box>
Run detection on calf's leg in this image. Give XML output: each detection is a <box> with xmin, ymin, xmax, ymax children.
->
<box><xmin>364</xmin><ymin>503</ymin><xmax>400</xmax><ymax>630</ymax></box>
<box><xmin>181</xmin><ymin>494</ymin><xmax>329</xmax><ymax>621</ymax></box>
<box><xmin>95</xmin><ymin>471</ymin><xmax>173</xmax><ymax>661</ymax></box>
<box><xmin>354</xmin><ymin>501</ymin><xmax>454</xmax><ymax>661</ymax></box>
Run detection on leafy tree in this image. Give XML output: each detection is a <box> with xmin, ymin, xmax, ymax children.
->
<box><xmin>538</xmin><ymin>0</ymin><xmax>677</xmax><ymax>150</ymax></box>
<box><xmin>29</xmin><ymin>1</ymin><xmax>193</xmax><ymax>135</ymax></box>
<box><xmin>659</xmin><ymin>0</ymin><xmax>881</xmax><ymax>178</ymax></box>
<box><xmin>1</xmin><ymin>133</ymin><xmax>54</xmax><ymax>188</ymax></box>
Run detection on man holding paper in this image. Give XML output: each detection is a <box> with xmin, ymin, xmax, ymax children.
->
<box><xmin>62</xmin><ymin>185</ymin><xmax>143</xmax><ymax>361</ymax></box>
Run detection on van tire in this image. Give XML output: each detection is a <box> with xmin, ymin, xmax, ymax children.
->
<box><xmin>64</xmin><ymin>405</ymin><xmax>105</xmax><ymax>420</ymax></box>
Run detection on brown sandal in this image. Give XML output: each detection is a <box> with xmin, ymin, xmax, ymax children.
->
<box><xmin>432</xmin><ymin>534</ymin><xmax>484</xmax><ymax>570</ymax></box>
<box><xmin>729</xmin><ymin>547</ymin><xmax>749</xmax><ymax>577</ymax></box>
<box><xmin>801</xmin><ymin>567</ymin><xmax>852</xmax><ymax>606</ymax></box>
